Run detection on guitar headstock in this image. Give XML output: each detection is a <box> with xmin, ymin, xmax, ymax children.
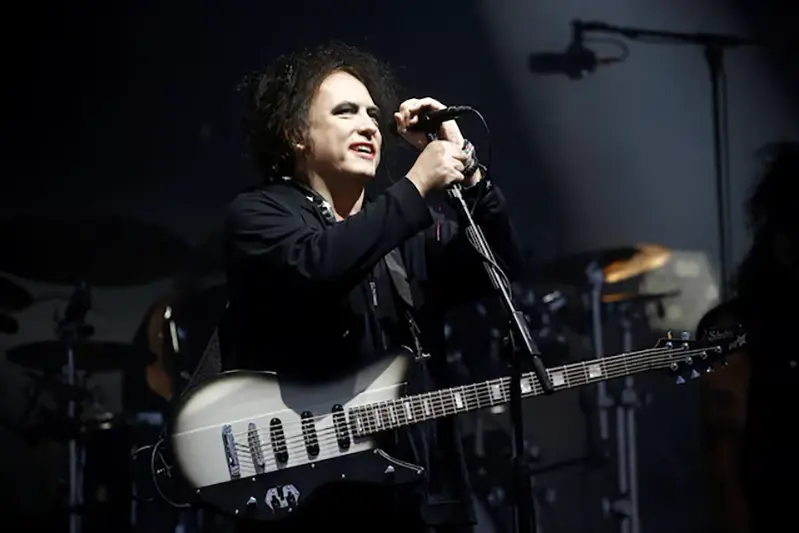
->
<box><xmin>653</xmin><ymin>325</ymin><xmax>747</xmax><ymax>383</ymax></box>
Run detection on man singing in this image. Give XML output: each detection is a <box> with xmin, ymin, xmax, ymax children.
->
<box><xmin>223</xmin><ymin>41</ymin><xmax>525</xmax><ymax>533</ymax></box>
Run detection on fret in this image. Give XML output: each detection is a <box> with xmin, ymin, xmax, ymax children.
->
<box><xmin>411</xmin><ymin>394</ymin><xmax>427</xmax><ymax>420</ymax></box>
<box><xmin>421</xmin><ymin>395</ymin><xmax>433</xmax><ymax>418</ymax></box>
<box><xmin>352</xmin><ymin>408</ymin><xmax>365</xmax><ymax>436</ymax></box>
<box><xmin>395</xmin><ymin>399</ymin><xmax>408</xmax><ymax>426</ymax></box>
<box><xmin>438</xmin><ymin>390</ymin><xmax>453</xmax><ymax>416</ymax></box>
<box><xmin>582</xmin><ymin>360</ymin><xmax>606</xmax><ymax>382</ymax></box>
<box><xmin>452</xmin><ymin>388</ymin><xmax>466</xmax><ymax>411</ymax></box>
<box><xmin>387</xmin><ymin>401</ymin><xmax>399</xmax><ymax>426</ymax></box>
<box><xmin>471</xmin><ymin>383</ymin><xmax>483</xmax><ymax>410</ymax></box>
<box><xmin>434</xmin><ymin>390</ymin><xmax>447</xmax><ymax>417</ymax></box>
<box><xmin>549</xmin><ymin>369</ymin><xmax>566</xmax><ymax>388</ymax></box>
<box><xmin>489</xmin><ymin>381</ymin><xmax>505</xmax><ymax>404</ymax></box>
<box><xmin>374</xmin><ymin>404</ymin><xmax>385</xmax><ymax>430</ymax></box>
<box><xmin>402</xmin><ymin>399</ymin><xmax>414</xmax><ymax>422</ymax></box>
<box><xmin>365</xmin><ymin>405</ymin><xmax>378</xmax><ymax>433</ymax></box>
<box><xmin>520</xmin><ymin>374</ymin><xmax>534</xmax><ymax>395</ymax></box>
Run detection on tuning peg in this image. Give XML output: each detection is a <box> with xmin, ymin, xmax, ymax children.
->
<box><xmin>690</xmin><ymin>369</ymin><xmax>701</xmax><ymax>379</ymax></box>
<box><xmin>680</xmin><ymin>331</ymin><xmax>691</xmax><ymax>341</ymax></box>
<box><xmin>675</xmin><ymin>376</ymin><xmax>686</xmax><ymax>385</ymax></box>
<box><xmin>667</xmin><ymin>330</ymin><xmax>673</xmax><ymax>340</ymax></box>
<box><xmin>705</xmin><ymin>366</ymin><xmax>714</xmax><ymax>373</ymax></box>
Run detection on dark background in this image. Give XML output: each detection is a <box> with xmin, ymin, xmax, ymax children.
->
<box><xmin>1</xmin><ymin>1</ymin><xmax>797</xmax><ymax>532</ymax></box>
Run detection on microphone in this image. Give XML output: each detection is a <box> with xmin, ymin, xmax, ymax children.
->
<box><xmin>528</xmin><ymin>22</ymin><xmax>621</xmax><ymax>79</ymax></box>
<box><xmin>389</xmin><ymin>105</ymin><xmax>473</xmax><ymax>136</ymax></box>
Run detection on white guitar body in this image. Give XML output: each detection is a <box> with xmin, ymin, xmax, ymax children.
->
<box><xmin>171</xmin><ymin>350</ymin><xmax>424</xmax><ymax>521</ymax></box>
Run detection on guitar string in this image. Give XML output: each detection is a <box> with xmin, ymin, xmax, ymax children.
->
<box><xmin>220</xmin><ymin>343</ymin><xmax>707</xmax><ymax>443</ymax></box>
<box><xmin>220</xmin><ymin>347</ymin><xmax>718</xmax><ymax>471</ymax></box>
<box><xmin>228</xmin><ymin>347</ymin><xmax>713</xmax><ymax>474</ymax></box>
<box><xmin>223</xmin><ymin>344</ymin><xmax>711</xmax><ymax>446</ymax></box>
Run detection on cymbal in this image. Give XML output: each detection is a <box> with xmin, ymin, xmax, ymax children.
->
<box><xmin>6</xmin><ymin>340</ymin><xmax>154</xmax><ymax>372</ymax></box>
<box><xmin>601</xmin><ymin>290</ymin><xmax>680</xmax><ymax>304</ymax></box>
<box><xmin>529</xmin><ymin>246</ymin><xmax>639</xmax><ymax>285</ymax></box>
<box><xmin>0</xmin><ymin>214</ymin><xmax>192</xmax><ymax>286</ymax></box>
<box><xmin>530</xmin><ymin>244</ymin><xmax>671</xmax><ymax>286</ymax></box>
<box><xmin>0</xmin><ymin>276</ymin><xmax>33</xmax><ymax>311</ymax></box>
<box><xmin>603</xmin><ymin>244</ymin><xmax>671</xmax><ymax>284</ymax></box>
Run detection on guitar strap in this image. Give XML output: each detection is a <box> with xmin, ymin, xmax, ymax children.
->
<box><xmin>385</xmin><ymin>248</ymin><xmax>429</xmax><ymax>362</ymax></box>
<box><xmin>179</xmin><ymin>321</ymin><xmax>224</xmax><ymax>398</ymax></box>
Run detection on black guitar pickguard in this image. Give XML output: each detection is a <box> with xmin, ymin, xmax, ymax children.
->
<box><xmin>194</xmin><ymin>448</ymin><xmax>425</xmax><ymax>522</ymax></box>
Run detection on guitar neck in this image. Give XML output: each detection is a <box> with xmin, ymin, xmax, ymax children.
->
<box><xmin>348</xmin><ymin>343</ymin><xmax>701</xmax><ymax>437</ymax></box>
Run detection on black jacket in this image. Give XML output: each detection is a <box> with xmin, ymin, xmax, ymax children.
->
<box><xmin>222</xmin><ymin>175</ymin><xmax>525</xmax><ymax>525</ymax></box>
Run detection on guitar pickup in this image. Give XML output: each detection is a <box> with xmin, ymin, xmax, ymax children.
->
<box><xmin>301</xmin><ymin>411</ymin><xmax>320</xmax><ymax>457</ymax></box>
<box><xmin>247</xmin><ymin>422</ymin><xmax>266</xmax><ymax>474</ymax></box>
<box><xmin>269</xmin><ymin>418</ymin><xmax>288</xmax><ymax>464</ymax></box>
<box><xmin>332</xmin><ymin>404</ymin><xmax>350</xmax><ymax>450</ymax></box>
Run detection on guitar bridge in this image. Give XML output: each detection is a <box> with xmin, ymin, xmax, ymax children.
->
<box><xmin>222</xmin><ymin>424</ymin><xmax>241</xmax><ymax>479</ymax></box>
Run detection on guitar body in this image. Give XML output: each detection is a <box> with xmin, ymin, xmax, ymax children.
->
<box><xmin>168</xmin><ymin>325</ymin><xmax>745</xmax><ymax>523</ymax></box>
<box><xmin>170</xmin><ymin>350</ymin><xmax>425</xmax><ymax>521</ymax></box>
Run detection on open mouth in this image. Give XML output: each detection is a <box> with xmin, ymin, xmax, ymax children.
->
<box><xmin>350</xmin><ymin>143</ymin><xmax>375</xmax><ymax>159</ymax></box>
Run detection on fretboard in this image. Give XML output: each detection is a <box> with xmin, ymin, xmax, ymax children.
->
<box><xmin>347</xmin><ymin>344</ymin><xmax>698</xmax><ymax>437</ymax></box>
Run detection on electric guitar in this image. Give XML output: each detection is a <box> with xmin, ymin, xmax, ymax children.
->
<box><xmin>168</xmin><ymin>326</ymin><xmax>746</xmax><ymax>521</ymax></box>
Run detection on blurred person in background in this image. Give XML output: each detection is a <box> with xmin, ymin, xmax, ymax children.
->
<box><xmin>696</xmin><ymin>142</ymin><xmax>799</xmax><ymax>533</ymax></box>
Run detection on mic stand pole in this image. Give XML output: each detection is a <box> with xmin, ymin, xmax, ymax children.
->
<box><xmin>447</xmin><ymin>182</ymin><xmax>555</xmax><ymax>533</ymax></box>
<box><xmin>573</xmin><ymin>19</ymin><xmax>761</xmax><ymax>300</ymax></box>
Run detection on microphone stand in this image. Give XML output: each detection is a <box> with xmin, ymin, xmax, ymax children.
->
<box><xmin>572</xmin><ymin>19</ymin><xmax>761</xmax><ymax>301</ymax></box>
<box><xmin>423</xmin><ymin>129</ymin><xmax>555</xmax><ymax>533</ymax></box>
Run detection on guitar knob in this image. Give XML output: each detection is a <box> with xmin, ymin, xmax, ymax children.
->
<box><xmin>680</xmin><ymin>331</ymin><xmax>690</xmax><ymax>341</ymax></box>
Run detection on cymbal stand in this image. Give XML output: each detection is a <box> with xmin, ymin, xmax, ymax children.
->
<box><xmin>586</xmin><ymin>263</ymin><xmax>611</xmax><ymax>444</ymax></box>
<box><xmin>601</xmin><ymin>301</ymin><xmax>641</xmax><ymax>533</ymax></box>
<box><xmin>57</xmin><ymin>282</ymin><xmax>92</xmax><ymax>533</ymax></box>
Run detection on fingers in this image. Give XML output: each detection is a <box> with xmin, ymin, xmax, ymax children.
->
<box><xmin>395</xmin><ymin>97</ymin><xmax>446</xmax><ymax>131</ymax></box>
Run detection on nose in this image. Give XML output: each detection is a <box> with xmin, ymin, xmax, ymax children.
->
<box><xmin>357</xmin><ymin>112</ymin><xmax>379</xmax><ymax>138</ymax></box>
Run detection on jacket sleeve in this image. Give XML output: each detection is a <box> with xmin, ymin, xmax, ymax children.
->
<box><xmin>424</xmin><ymin>179</ymin><xmax>527</xmax><ymax>309</ymax></box>
<box><xmin>225</xmin><ymin>177</ymin><xmax>434</xmax><ymax>296</ymax></box>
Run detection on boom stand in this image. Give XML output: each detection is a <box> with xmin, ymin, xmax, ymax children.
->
<box><xmin>573</xmin><ymin>19</ymin><xmax>761</xmax><ymax>300</ymax></box>
<box><xmin>58</xmin><ymin>282</ymin><xmax>92</xmax><ymax>533</ymax></box>
<box><xmin>448</xmin><ymin>184</ymin><xmax>554</xmax><ymax>533</ymax></box>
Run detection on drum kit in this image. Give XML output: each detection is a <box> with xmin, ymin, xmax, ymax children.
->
<box><xmin>0</xmin><ymin>211</ymin><xmax>681</xmax><ymax>533</ymax></box>
<box><xmin>452</xmin><ymin>243</ymin><xmax>681</xmax><ymax>533</ymax></box>
<box><xmin>0</xmin><ymin>214</ymin><xmax>225</xmax><ymax>532</ymax></box>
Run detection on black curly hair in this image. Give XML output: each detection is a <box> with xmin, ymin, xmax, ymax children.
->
<box><xmin>238</xmin><ymin>41</ymin><xmax>400</xmax><ymax>180</ymax></box>
<box><xmin>735</xmin><ymin>141</ymin><xmax>799</xmax><ymax>314</ymax></box>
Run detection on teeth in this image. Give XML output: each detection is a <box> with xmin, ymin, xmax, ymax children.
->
<box><xmin>354</xmin><ymin>146</ymin><xmax>372</xmax><ymax>154</ymax></box>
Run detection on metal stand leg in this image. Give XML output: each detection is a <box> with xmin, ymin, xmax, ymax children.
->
<box><xmin>65</xmin><ymin>347</ymin><xmax>82</xmax><ymax>533</ymax></box>
<box><xmin>614</xmin><ymin>307</ymin><xmax>640</xmax><ymax>533</ymax></box>
<box><xmin>599</xmin><ymin>304</ymin><xmax>641</xmax><ymax>533</ymax></box>
<box><xmin>588</xmin><ymin>268</ymin><xmax>641</xmax><ymax>533</ymax></box>
<box><xmin>587</xmin><ymin>263</ymin><xmax>611</xmax><ymax>445</ymax></box>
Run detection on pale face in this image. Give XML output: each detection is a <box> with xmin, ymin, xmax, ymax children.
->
<box><xmin>299</xmin><ymin>71</ymin><xmax>382</xmax><ymax>183</ymax></box>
